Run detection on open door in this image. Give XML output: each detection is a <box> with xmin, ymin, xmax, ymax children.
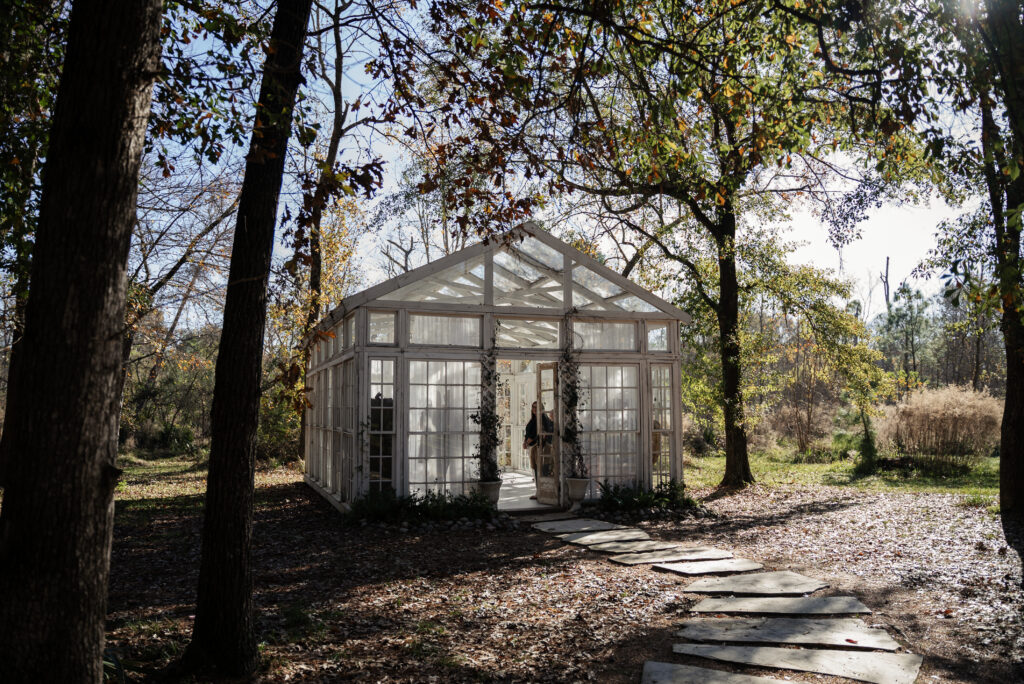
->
<box><xmin>535</xmin><ymin>363</ymin><xmax>559</xmax><ymax>505</ymax></box>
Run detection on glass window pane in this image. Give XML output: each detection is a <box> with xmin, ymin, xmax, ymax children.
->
<box><xmin>574</xmin><ymin>321</ymin><xmax>636</xmax><ymax>350</ymax></box>
<box><xmin>496</xmin><ymin>318</ymin><xmax>559</xmax><ymax>348</ymax></box>
<box><xmin>369</xmin><ymin>312</ymin><xmax>396</xmax><ymax>344</ymax></box>
<box><xmin>410</xmin><ymin>314</ymin><xmax>481</xmax><ymax>346</ymax></box>
<box><xmin>410</xmin><ymin>360</ymin><xmax>427</xmax><ymax>384</ymax></box>
<box><xmin>648</xmin><ymin>323</ymin><xmax>669</xmax><ymax>351</ymax></box>
<box><xmin>493</xmin><ymin>246</ymin><xmax>564</xmax><ymax>309</ymax></box>
<box><xmin>383</xmin><ymin>256</ymin><xmax>486</xmax><ymax>303</ymax></box>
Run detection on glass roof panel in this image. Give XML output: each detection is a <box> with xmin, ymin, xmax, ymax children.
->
<box><xmin>512</xmin><ymin>236</ymin><xmax>564</xmax><ymax>272</ymax></box>
<box><xmin>496</xmin><ymin>318</ymin><xmax>559</xmax><ymax>348</ymax></box>
<box><xmin>573</xmin><ymin>265</ymin><xmax>623</xmax><ymax>298</ymax></box>
<box><xmin>571</xmin><ymin>265</ymin><xmax>662</xmax><ymax>312</ymax></box>
<box><xmin>381</xmin><ymin>255</ymin><xmax>486</xmax><ymax>303</ymax></box>
<box><xmin>493</xmin><ymin>246</ymin><xmax>563</xmax><ymax>309</ymax></box>
<box><xmin>494</xmin><ymin>250</ymin><xmax>543</xmax><ymax>281</ymax></box>
<box><xmin>614</xmin><ymin>295</ymin><xmax>660</xmax><ymax>312</ymax></box>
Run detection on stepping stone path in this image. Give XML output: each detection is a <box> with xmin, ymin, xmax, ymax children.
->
<box><xmin>590</xmin><ymin>539</ymin><xmax>682</xmax><ymax>554</ymax></box>
<box><xmin>675</xmin><ymin>617</ymin><xmax>901</xmax><ymax>651</ymax></box>
<box><xmin>610</xmin><ymin>547</ymin><xmax>734</xmax><ymax>566</ymax></box>
<box><xmin>672</xmin><ymin>645</ymin><xmax>924</xmax><ymax>684</ymax></box>
<box><xmin>533</xmin><ymin>518</ymin><xmax>623</xmax><ymax>534</ymax></box>
<box><xmin>686</xmin><ymin>570</ymin><xmax>829</xmax><ymax>596</ymax></box>
<box><xmin>530</xmin><ymin>517</ymin><xmax>924</xmax><ymax>684</ymax></box>
<box><xmin>692</xmin><ymin>595</ymin><xmax>872</xmax><ymax>614</ymax></box>
<box><xmin>657</xmin><ymin>558</ymin><xmax>763</xmax><ymax>575</ymax></box>
<box><xmin>561</xmin><ymin>528</ymin><xmax>650</xmax><ymax>545</ymax></box>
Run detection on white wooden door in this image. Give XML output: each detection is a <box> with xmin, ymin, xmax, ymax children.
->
<box><xmin>536</xmin><ymin>363</ymin><xmax>559</xmax><ymax>506</ymax></box>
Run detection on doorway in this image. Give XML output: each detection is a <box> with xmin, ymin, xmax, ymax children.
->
<box><xmin>495</xmin><ymin>359</ymin><xmax>558</xmax><ymax>510</ymax></box>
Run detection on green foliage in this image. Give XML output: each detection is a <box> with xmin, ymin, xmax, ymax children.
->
<box><xmin>595</xmin><ymin>480</ymin><xmax>697</xmax><ymax>513</ymax></box>
<box><xmin>346</xmin><ymin>489</ymin><xmax>496</xmax><ymax>526</ymax></box>
<box><xmin>471</xmin><ymin>347</ymin><xmax>502</xmax><ymax>482</ymax></box>
<box><xmin>257</xmin><ymin>380</ymin><xmax>302</xmax><ymax>464</ymax></box>
<box><xmin>559</xmin><ymin>318</ymin><xmax>588</xmax><ymax>478</ymax></box>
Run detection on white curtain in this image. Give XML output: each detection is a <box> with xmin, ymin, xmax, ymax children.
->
<box><xmin>574</xmin><ymin>322</ymin><xmax>636</xmax><ymax>350</ymax></box>
<box><xmin>409</xmin><ymin>314</ymin><xmax>481</xmax><ymax>346</ymax></box>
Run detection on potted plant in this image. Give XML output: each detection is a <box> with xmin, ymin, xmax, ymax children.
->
<box><xmin>471</xmin><ymin>345</ymin><xmax>503</xmax><ymax>505</ymax></box>
<box><xmin>560</xmin><ymin>331</ymin><xmax>589</xmax><ymax>508</ymax></box>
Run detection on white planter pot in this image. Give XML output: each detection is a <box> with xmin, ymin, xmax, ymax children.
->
<box><xmin>476</xmin><ymin>480</ymin><xmax>502</xmax><ymax>506</ymax></box>
<box><xmin>566</xmin><ymin>477</ymin><xmax>589</xmax><ymax>504</ymax></box>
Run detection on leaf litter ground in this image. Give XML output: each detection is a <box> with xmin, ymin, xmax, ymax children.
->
<box><xmin>106</xmin><ymin>460</ymin><xmax>1023</xmax><ymax>682</ymax></box>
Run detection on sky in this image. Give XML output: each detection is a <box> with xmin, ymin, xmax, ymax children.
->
<box><xmin>785</xmin><ymin>199</ymin><xmax>959</xmax><ymax>320</ymax></box>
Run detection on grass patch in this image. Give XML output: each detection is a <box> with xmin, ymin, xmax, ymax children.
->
<box><xmin>685</xmin><ymin>451</ymin><xmax>1000</xmax><ymax>496</ymax></box>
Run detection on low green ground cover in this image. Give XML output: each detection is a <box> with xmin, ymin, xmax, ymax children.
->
<box><xmin>684</xmin><ymin>449</ymin><xmax>1000</xmax><ymax>499</ymax></box>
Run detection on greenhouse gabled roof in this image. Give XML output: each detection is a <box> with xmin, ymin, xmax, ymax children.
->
<box><xmin>312</xmin><ymin>222</ymin><xmax>690</xmax><ymax>337</ymax></box>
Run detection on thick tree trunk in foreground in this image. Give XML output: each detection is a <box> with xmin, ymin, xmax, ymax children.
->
<box><xmin>180</xmin><ymin>0</ymin><xmax>314</xmax><ymax>676</ymax></box>
<box><xmin>715</xmin><ymin>214</ymin><xmax>753</xmax><ymax>487</ymax></box>
<box><xmin>1001</xmin><ymin>301</ymin><xmax>1024</xmax><ymax>518</ymax></box>
<box><xmin>984</xmin><ymin>0</ymin><xmax>1024</xmax><ymax>522</ymax></box>
<box><xmin>0</xmin><ymin>1</ymin><xmax>162</xmax><ymax>680</ymax></box>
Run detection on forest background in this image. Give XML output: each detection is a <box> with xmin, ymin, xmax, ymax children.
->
<box><xmin>4</xmin><ymin>0</ymin><xmax>1005</xmax><ymax>480</ymax></box>
<box><xmin>2</xmin><ymin>0</ymin><xmax>1023</xmax><ymax>679</ymax></box>
<box><xmin>0</xmin><ymin>0</ymin><xmax>1012</xmax><ymax>487</ymax></box>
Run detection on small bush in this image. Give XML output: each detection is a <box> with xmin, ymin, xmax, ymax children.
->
<box><xmin>793</xmin><ymin>431</ymin><xmax>861</xmax><ymax>464</ymax></box>
<box><xmin>684</xmin><ymin>423</ymin><xmax>719</xmax><ymax>457</ymax></box>
<box><xmin>595</xmin><ymin>479</ymin><xmax>697</xmax><ymax>512</ymax></box>
<box><xmin>877</xmin><ymin>387</ymin><xmax>1001</xmax><ymax>475</ymax></box>
<box><xmin>132</xmin><ymin>422</ymin><xmax>198</xmax><ymax>456</ymax></box>
<box><xmin>346</xmin><ymin>489</ymin><xmax>496</xmax><ymax>525</ymax></box>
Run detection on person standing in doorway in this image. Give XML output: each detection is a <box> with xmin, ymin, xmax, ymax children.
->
<box><xmin>523</xmin><ymin>401</ymin><xmax>553</xmax><ymax>500</ymax></box>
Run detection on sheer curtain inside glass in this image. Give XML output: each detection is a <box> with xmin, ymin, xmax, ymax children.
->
<box><xmin>407</xmin><ymin>360</ymin><xmax>481</xmax><ymax>495</ymax></box>
<box><xmin>369</xmin><ymin>359</ymin><xmax>395</xmax><ymax>493</ymax></box>
<box><xmin>578</xmin><ymin>364</ymin><xmax>639</xmax><ymax>497</ymax></box>
<box><xmin>651</xmin><ymin>364</ymin><xmax>673</xmax><ymax>486</ymax></box>
<box><xmin>574</xmin><ymin>321</ymin><xmax>636</xmax><ymax>350</ymax></box>
<box><xmin>369</xmin><ymin>311</ymin><xmax>396</xmax><ymax>344</ymax></box>
<box><xmin>409</xmin><ymin>314</ymin><xmax>480</xmax><ymax>346</ymax></box>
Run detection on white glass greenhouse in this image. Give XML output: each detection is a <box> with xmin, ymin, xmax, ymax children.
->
<box><xmin>303</xmin><ymin>224</ymin><xmax>690</xmax><ymax>510</ymax></box>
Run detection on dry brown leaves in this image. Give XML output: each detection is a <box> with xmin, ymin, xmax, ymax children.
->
<box><xmin>106</xmin><ymin>467</ymin><xmax>1023</xmax><ymax>683</ymax></box>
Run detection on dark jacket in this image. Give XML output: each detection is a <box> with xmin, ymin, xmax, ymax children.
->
<box><xmin>524</xmin><ymin>411</ymin><xmax>554</xmax><ymax>446</ymax></box>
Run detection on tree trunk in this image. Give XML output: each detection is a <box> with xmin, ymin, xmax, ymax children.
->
<box><xmin>996</xmin><ymin>161</ymin><xmax>1024</xmax><ymax>521</ymax></box>
<box><xmin>180</xmin><ymin>0</ymin><xmax>314</xmax><ymax>676</ymax></box>
<box><xmin>0</xmin><ymin>1</ymin><xmax>162</xmax><ymax>680</ymax></box>
<box><xmin>978</xmin><ymin>27</ymin><xmax>1024</xmax><ymax>520</ymax></box>
<box><xmin>715</xmin><ymin>215</ymin><xmax>753</xmax><ymax>487</ymax></box>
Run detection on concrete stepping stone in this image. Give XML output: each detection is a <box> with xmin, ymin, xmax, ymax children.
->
<box><xmin>672</xmin><ymin>644</ymin><xmax>923</xmax><ymax>684</ymax></box>
<box><xmin>610</xmin><ymin>547</ymin><xmax>733</xmax><ymax>566</ymax></box>
<box><xmin>589</xmin><ymin>540</ymin><xmax>682</xmax><ymax>554</ymax></box>
<box><xmin>656</xmin><ymin>558</ymin><xmax>763</xmax><ymax>575</ymax></box>
<box><xmin>692</xmin><ymin>596</ymin><xmax>871</xmax><ymax>615</ymax></box>
<box><xmin>687</xmin><ymin>571</ymin><xmax>827</xmax><ymax>595</ymax></box>
<box><xmin>675</xmin><ymin>617</ymin><xmax>900</xmax><ymax>651</ymax></box>
<box><xmin>641</xmin><ymin>661</ymin><xmax>784</xmax><ymax>684</ymax></box>
<box><xmin>560</xmin><ymin>528</ymin><xmax>650</xmax><ymax>545</ymax></box>
<box><xmin>533</xmin><ymin>518</ymin><xmax>624</xmax><ymax>534</ymax></box>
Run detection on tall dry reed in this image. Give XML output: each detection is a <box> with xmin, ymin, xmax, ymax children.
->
<box><xmin>877</xmin><ymin>386</ymin><xmax>1001</xmax><ymax>472</ymax></box>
